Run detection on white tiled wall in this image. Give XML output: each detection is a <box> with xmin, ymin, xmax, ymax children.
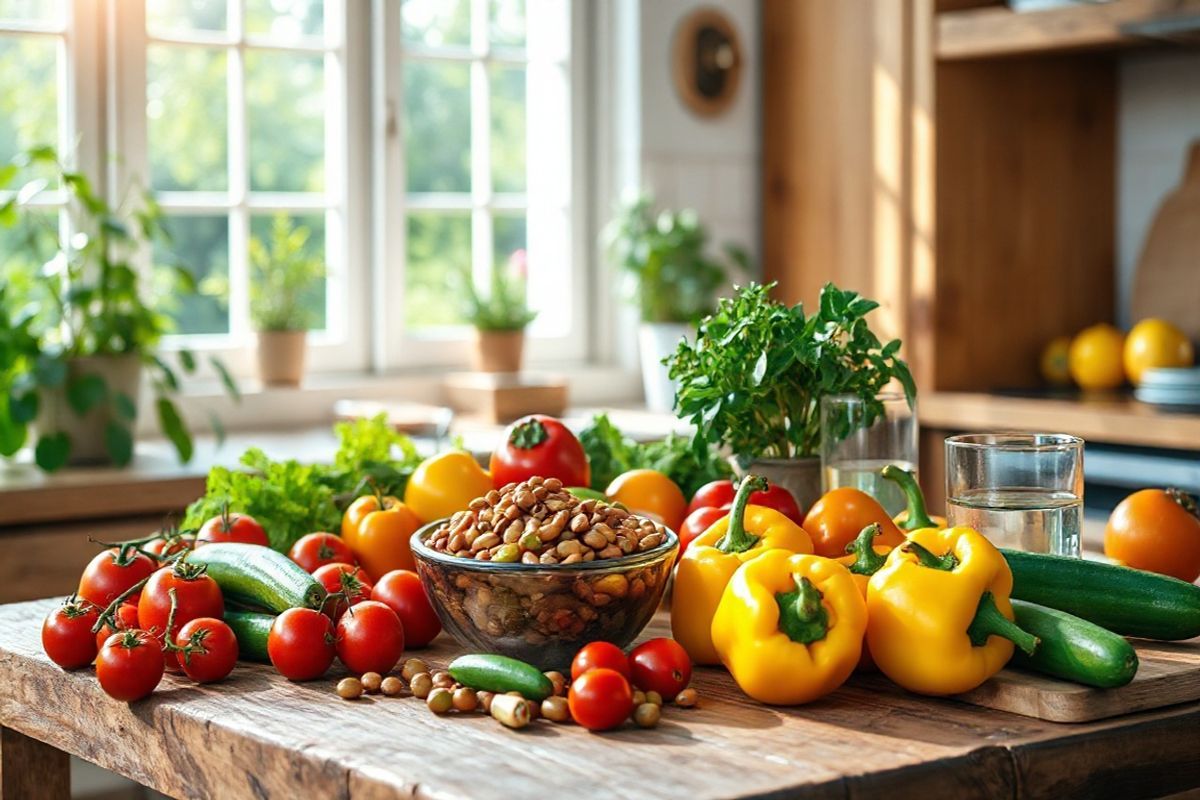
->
<box><xmin>1116</xmin><ymin>51</ymin><xmax>1200</xmax><ymax>328</ymax></box>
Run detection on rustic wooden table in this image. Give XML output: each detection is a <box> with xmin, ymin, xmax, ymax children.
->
<box><xmin>3</xmin><ymin>598</ymin><xmax>1200</xmax><ymax>800</ymax></box>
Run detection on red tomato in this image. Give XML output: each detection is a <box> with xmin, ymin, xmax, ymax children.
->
<box><xmin>41</xmin><ymin>597</ymin><xmax>100</xmax><ymax>669</ymax></box>
<box><xmin>197</xmin><ymin>509</ymin><xmax>268</xmax><ymax>547</ymax></box>
<box><xmin>137</xmin><ymin>563</ymin><xmax>224</xmax><ymax>671</ymax></box>
<box><xmin>174</xmin><ymin>617</ymin><xmax>238</xmax><ymax>683</ymax></box>
<box><xmin>571</xmin><ymin>641</ymin><xmax>630</xmax><ymax>681</ymax></box>
<box><xmin>95</xmin><ymin>629</ymin><xmax>165</xmax><ymax>702</ymax></box>
<box><xmin>289</xmin><ymin>532</ymin><xmax>356</xmax><ymax>573</ymax></box>
<box><xmin>372</xmin><ymin>570</ymin><xmax>441</xmax><ymax>648</ymax></box>
<box><xmin>629</xmin><ymin>638</ymin><xmax>692</xmax><ymax>699</ymax></box>
<box><xmin>686</xmin><ymin>479</ymin><xmax>804</xmax><ymax>524</ymax></box>
<box><xmin>679</xmin><ymin>507</ymin><xmax>727</xmax><ymax>557</ymax></box>
<box><xmin>335</xmin><ymin>600</ymin><xmax>405</xmax><ymax>674</ymax></box>
<box><xmin>145</xmin><ymin>531</ymin><xmax>194</xmax><ymax>558</ymax></box>
<box><xmin>268</xmin><ymin>608</ymin><xmax>336</xmax><ymax>681</ymax></box>
<box><xmin>77</xmin><ymin>547</ymin><xmax>157</xmax><ymax>608</ymax></box>
<box><xmin>568</xmin><ymin>668</ymin><xmax>634</xmax><ymax>731</ymax></box>
<box><xmin>489</xmin><ymin>415</ymin><xmax>590</xmax><ymax>489</ymax></box>
<box><xmin>96</xmin><ymin>603</ymin><xmax>140</xmax><ymax>652</ymax></box>
<box><xmin>313</xmin><ymin>562</ymin><xmax>374</xmax><ymax>620</ymax></box>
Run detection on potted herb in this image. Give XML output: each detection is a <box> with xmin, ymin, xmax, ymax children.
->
<box><xmin>462</xmin><ymin>249</ymin><xmax>537</xmax><ymax>373</ymax></box>
<box><xmin>0</xmin><ymin>146</ymin><xmax>238</xmax><ymax>471</ymax></box>
<box><xmin>249</xmin><ymin>214</ymin><xmax>324</xmax><ymax>387</ymax></box>
<box><xmin>603</xmin><ymin>193</ymin><xmax>747</xmax><ymax>411</ymax></box>
<box><xmin>667</xmin><ymin>282</ymin><xmax>914</xmax><ymax>509</ymax></box>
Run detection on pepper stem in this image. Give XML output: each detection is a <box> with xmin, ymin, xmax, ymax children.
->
<box><xmin>775</xmin><ymin>575</ymin><xmax>829</xmax><ymax>645</ymax></box>
<box><xmin>881</xmin><ymin>465</ymin><xmax>937</xmax><ymax>531</ymax></box>
<box><xmin>1168</xmin><ymin>488</ymin><xmax>1200</xmax><ymax>521</ymax></box>
<box><xmin>903</xmin><ymin>540</ymin><xmax>958</xmax><ymax>571</ymax></box>
<box><xmin>967</xmin><ymin>591</ymin><xmax>1039</xmax><ymax>656</ymax></box>
<box><xmin>715</xmin><ymin>475</ymin><xmax>768</xmax><ymax>554</ymax></box>
<box><xmin>844</xmin><ymin>523</ymin><xmax>888</xmax><ymax>576</ymax></box>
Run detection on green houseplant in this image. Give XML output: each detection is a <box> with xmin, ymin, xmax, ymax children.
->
<box><xmin>462</xmin><ymin>249</ymin><xmax>537</xmax><ymax>373</ymax></box>
<box><xmin>0</xmin><ymin>146</ymin><xmax>238</xmax><ymax>471</ymax></box>
<box><xmin>603</xmin><ymin>193</ymin><xmax>748</xmax><ymax>411</ymax></box>
<box><xmin>249</xmin><ymin>213</ymin><xmax>325</xmax><ymax>387</ymax></box>
<box><xmin>666</xmin><ymin>282</ymin><xmax>915</xmax><ymax>508</ymax></box>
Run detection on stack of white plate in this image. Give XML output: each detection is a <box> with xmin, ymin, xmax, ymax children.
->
<box><xmin>1135</xmin><ymin>367</ymin><xmax>1200</xmax><ymax>407</ymax></box>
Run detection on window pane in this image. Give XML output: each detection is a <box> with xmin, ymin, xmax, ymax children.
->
<box><xmin>402</xmin><ymin>0</ymin><xmax>469</xmax><ymax>47</ymax></box>
<box><xmin>489</xmin><ymin>0</ymin><xmax>524</xmax><ymax>48</ymax></box>
<box><xmin>490</xmin><ymin>65</ymin><xmax>526</xmax><ymax>193</ymax></box>
<box><xmin>245</xmin><ymin>0</ymin><xmax>323</xmax><ymax>40</ymax></box>
<box><xmin>0</xmin><ymin>0</ymin><xmax>63</xmax><ymax>24</ymax></box>
<box><xmin>0</xmin><ymin>209</ymin><xmax>60</xmax><ymax>331</ymax></box>
<box><xmin>250</xmin><ymin>212</ymin><xmax>327</xmax><ymax>332</ymax></box>
<box><xmin>147</xmin><ymin>45</ymin><xmax>227</xmax><ymax>191</ymax></box>
<box><xmin>246</xmin><ymin>50</ymin><xmax>324</xmax><ymax>193</ymax></box>
<box><xmin>0</xmin><ymin>36</ymin><xmax>58</xmax><ymax>169</ymax></box>
<box><xmin>146</xmin><ymin>0</ymin><xmax>226</xmax><ymax>36</ymax></box>
<box><xmin>493</xmin><ymin>213</ymin><xmax>526</xmax><ymax>273</ymax></box>
<box><xmin>155</xmin><ymin>215</ymin><xmax>230</xmax><ymax>336</ymax></box>
<box><xmin>405</xmin><ymin>211</ymin><xmax>469</xmax><ymax>329</ymax></box>
<box><xmin>404</xmin><ymin>61</ymin><xmax>470</xmax><ymax>193</ymax></box>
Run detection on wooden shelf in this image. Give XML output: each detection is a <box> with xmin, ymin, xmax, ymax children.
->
<box><xmin>919</xmin><ymin>391</ymin><xmax>1200</xmax><ymax>450</ymax></box>
<box><xmin>937</xmin><ymin>0</ymin><xmax>1200</xmax><ymax>60</ymax></box>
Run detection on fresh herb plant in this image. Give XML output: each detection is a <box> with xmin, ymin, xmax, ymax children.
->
<box><xmin>578</xmin><ymin>412</ymin><xmax>732</xmax><ymax>498</ymax></box>
<box><xmin>462</xmin><ymin>250</ymin><xmax>537</xmax><ymax>331</ymax></box>
<box><xmin>249</xmin><ymin>213</ymin><xmax>325</xmax><ymax>332</ymax></box>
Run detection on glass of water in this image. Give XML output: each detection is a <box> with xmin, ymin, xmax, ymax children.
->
<box><xmin>944</xmin><ymin>433</ymin><xmax>1083</xmax><ymax>557</ymax></box>
<box><xmin>820</xmin><ymin>392</ymin><xmax>917</xmax><ymax>516</ymax></box>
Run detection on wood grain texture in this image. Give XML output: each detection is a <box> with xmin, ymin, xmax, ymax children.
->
<box><xmin>0</xmin><ymin>726</ymin><xmax>69</xmax><ymax>800</ymax></box>
<box><xmin>4</xmin><ymin>599</ymin><xmax>1200</xmax><ymax>799</ymax></box>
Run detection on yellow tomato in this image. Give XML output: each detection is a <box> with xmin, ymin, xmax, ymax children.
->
<box><xmin>1123</xmin><ymin>318</ymin><xmax>1193</xmax><ymax>385</ymax></box>
<box><xmin>404</xmin><ymin>451</ymin><xmax>493</xmax><ymax>523</ymax></box>
<box><xmin>1068</xmin><ymin>323</ymin><xmax>1126</xmax><ymax>390</ymax></box>
<box><xmin>1039</xmin><ymin>336</ymin><xmax>1072</xmax><ymax>387</ymax></box>
<box><xmin>350</xmin><ymin>502</ymin><xmax>423</xmax><ymax>578</ymax></box>
<box><xmin>605</xmin><ymin>469</ymin><xmax>687</xmax><ymax>533</ymax></box>
<box><xmin>342</xmin><ymin>494</ymin><xmax>401</xmax><ymax>540</ymax></box>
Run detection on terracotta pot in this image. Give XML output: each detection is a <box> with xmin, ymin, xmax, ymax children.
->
<box><xmin>35</xmin><ymin>354</ymin><xmax>142</xmax><ymax>466</ymax></box>
<box><xmin>738</xmin><ymin>456</ymin><xmax>823</xmax><ymax>515</ymax></box>
<box><xmin>473</xmin><ymin>329</ymin><xmax>525</xmax><ymax>373</ymax></box>
<box><xmin>257</xmin><ymin>330</ymin><xmax>307</xmax><ymax>387</ymax></box>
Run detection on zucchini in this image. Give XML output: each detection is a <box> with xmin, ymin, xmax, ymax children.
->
<box><xmin>1002</xmin><ymin>548</ymin><xmax>1200</xmax><ymax>641</ymax></box>
<box><xmin>187</xmin><ymin>543</ymin><xmax>326</xmax><ymax>613</ymax></box>
<box><xmin>223</xmin><ymin>610</ymin><xmax>275</xmax><ymax>663</ymax></box>
<box><xmin>448</xmin><ymin>654</ymin><xmax>554</xmax><ymax>700</ymax></box>
<box><xmin>1009</xmin><ymin>600</ymin><xmax>1139</xmax><ymax>688</ymax></box>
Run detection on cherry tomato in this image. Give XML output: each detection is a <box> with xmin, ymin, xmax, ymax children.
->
<box><xmin>77</xmin><ymin>546</ymin><xmax>157</xmax><ymax>608</ymax></box>
<box><xmin>197</xmin><ymin>508</ymin><xmax>268</xmax><ymax>547</ymax></box>
<box><xmin>342</xmin><ymin>494</ymin><xmax>401</xmax><ymax>539</ymax></box>
<box><xmin>568</xmin><ymin>668</ymin><xmax>634</xmax><ymax>731</ymax></box>
<box><xmin>41</xmin><ymin>597</ymin><xmax>100</xmax><ymax>669</ymax></box>
<box><xmin>288</xmin><ymin>532</ymin><xmax>356</xmax><ymax>573</ymax></box>
<box><xmin>571</xmin><ymin>641</ymin><xmax>630</xmax><ymax>681</ymax></box>
<box><xmin>803</xmin><ymin>488</ymin><xmax>905</xmax><ymax>558</ymax></box>
<box><xmin>687</xmin><ymin>479</ymin><xmax>805</xmax><ymax>525</ymax></box>
<box><xmin>605</xmin><ymin>469</ymin><xmax>687</xmax><ymax>533</ymax></box>
<box><xmin>268</xmin><ymin>607</ymin><xmax>336</xmax><ymax>681</ymax></box>
<box><xmin>95</xmin><ymin>629</ymin><xmax>165</xmax><ymax>702</ymax></box>
<box><xmin>174</xmin><ymin>617</ymin><xmax>238</xmax><ymax>684</ymax></box>
<box><xmin>346</xmin><ymin>502</ymin><xmax>422</xmax><ymax>578</ymax></box>
<box><xmin>679</xmin><ymin>507</ymin><xmax>727</xmax><ymax>559</ymax></box>
<box><xmin>1105</xmin><ymin>488</ymin><xmax>1200</xmax><ymax>582</ymax></box>
<box><xmin>629</xmin><ymin>638</ymin><xmax>692</xmax><ymax>699</ymax></box>
<box><xmin>335</xmin><ymin>600</ymin><xmax>405</xmax><ymax>674</ymax></box>
<box><xmin>96</xmin><ymin>603</ymin><xmax>140</xmax><ymax>652</ymax></box>
<box><xmin>372</xmin><ymin>570</ymin><xmax>441</xmax><ymax>648</ymax></box>
<box><xmin>489</xmin><ymin>415</ymin><xmax>590</xmax><ymax>489</ymax></box>
<box><xmin>137</xmin><ymin>562</ymin><xmax>224</xmax><ymax>670</ymax></box>
<box><xmin>145</xmin><ymin>531</ymin><xmax>194</xmax><ymax>558</ymax></box>
<box><xmin>313</xmin><ymin>562</ymin><xmax>374</xmax><ymax>620</ymax></box>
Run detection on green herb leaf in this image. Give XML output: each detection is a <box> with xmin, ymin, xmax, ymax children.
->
<box><xmin>35</xmin><ymin>432</ymin><xmax>71</xmax><ymax>472</ymax></box>
<box><xmin>33</xmin><ymin>354</ymin><xmax>66</xmax><ymax>388</ymax></box>
<box><xmin>66</xmin><ymin>374</ymin><xmax>108</xmax><ymax>415</ymax></box>
<box><xmin>578</xmin><ymin>413</ymin><xmax>731</xmax><ymax>498</ymax></box>
<box><xmin>8</xmin><ymin>390</ymin><xmax>38</xmax><ymax>425</ymax></box>
<box><xmin>178</xmin><ymin>349</ymin><xmax>196</xmax><ymax>373</ymax></box>
<box><xmin>0</xmin><ymin>399</ymin><xmax>28</xmax><ymax>457</ymax></box>
<box><xmin>104</xmin><ymin>421</ymin><xmax>134</xmax><ymax>466</ymax></box>
<box><xmin>113</xmin><ymin>391</ymin><xmax>138</xmax><ymax>421</ymax></box>
<box><xmin>157</xmin><ymin>398</ymin><xmax>193</xmax><ymax>462</ymax></box>
<box><xmin>210</xmin><ymin>357</ymin><xmax>240</xmax><ymax>402</ymax></box>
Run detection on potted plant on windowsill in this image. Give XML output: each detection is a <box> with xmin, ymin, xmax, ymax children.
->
<box><xmin>462</xmin><ymin>250</ymin><xmax>537</xmax><ymax>373</ymax></box>
<box><xmin>250</xmin><ymin>214</ymin><xmax>324</xmax><ymax>388</ymax></box>
<box><xmin>666</xmin><ymin>282</ymin><xmax>914</xmax><ymax>510</ymax></box>
<box><xmin>0</xmin><ymin>146</ymin><xmax>239</xmax><ymax>471</ymax></box>
<box><xmin>603</xmin><ymin>193</ymin><xmax>749</xmax><ymax>411</ymax></box>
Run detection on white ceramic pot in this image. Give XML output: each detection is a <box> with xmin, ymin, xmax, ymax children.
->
<box><xmin>638</xmin><ymin>322</ymin><xmax>691</xmax><ymax>413</ymax></box>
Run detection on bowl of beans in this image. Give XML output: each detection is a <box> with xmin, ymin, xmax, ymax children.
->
<box><xmin>410</xmin><ymin>476</ymin><xmax>678</xmax><ymax>669</ymax></box>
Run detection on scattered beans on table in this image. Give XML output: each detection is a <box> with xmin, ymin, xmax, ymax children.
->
<box><xmin>380</xmin><ymin>676</ymin><xmax>404</xmax><ymax>697</ymax></box>
<box><xmin>645</xmin><ymin>690</ymin><xmax>663</xmax><ymax>707</ymax></box>
<box><xmin>361</xmin><ymin>672</ymin><xmax>382</xmax><ymax>693</ymax></box>
<box><xmin>544</xmin><ymin>670</ymin><xmax>567</xmax><ymax>697</ymax></box>
<box><xmin>541</xmin><ymin>696</ymin><xmax>570</xmax><ymax>723</ymax></box>
<box><xmin>452</xmin><ymin>687</ymin><xmax>478</xmax><ymax>712</ymax></box>
<box><xmin>427</xmin><ymin>688</ymin><xmax>454</xmax><ymax>714</ymax></box>
<box><xmin>634</xmin><ymin>703</ymin><xmax>661</xmax><ymax>728</ymax></box>
<box><xmin>401</xmin><ymin>659</ymin><xmax>429</xmax><ymax>682</ymax></box>
<box><xmin>410</xmin><ymin>672</ymin><xmax>433</xmax><ymax>699</ymax></box>
<box><xmin>675</xmin><ymin>688</ymin><xmax>698</xmax><ymax>708</ymax></box>
<box><xmin>336</xmin><ymin>677</ymin><xmax>363</xmax><ymax>700</ymax></box>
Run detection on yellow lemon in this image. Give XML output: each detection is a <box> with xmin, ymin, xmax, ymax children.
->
<box><xmin>1039</xmin><ymin>336</ymin><xmax>1073</xmax><ymax>386</ymax></box>
<box><xmin>1123</xmin><ymin>318</ymin><xmax>1194</xmax><ymax>385</ymax></box>
<box><xmin>1068</xmin><ymin>324</ymin><xmax>1126</xmax><ymax>390</ymax></box>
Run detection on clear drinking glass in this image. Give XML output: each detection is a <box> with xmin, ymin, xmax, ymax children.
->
<box><xmin>944</xmin><ymin>433</ymin><xmax>1083</xmax><ymax>557</ymax></box>
<box><xmin>820</xmin><ymin>392</ymin><xmax>917</xmax><ymax>516</ymax></box>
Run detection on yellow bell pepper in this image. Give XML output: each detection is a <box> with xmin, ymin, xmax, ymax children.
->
<box><xmin>711</xmin><ymin>550</ymin><xmax>866</xmax><ymax>705</ymax></box>
<box><xmin>403</xmin><ymin>451</ymin><xmax>493</xmax><ymax>523</ymax></box>
<box><xmin>881</xmin><ymin>465</ymin><xmax>948</xmax><ymax>530</ymax></box>
<box><xmin>671</xmin><ymin>475</ymin><xmax>813</xmax><ymax>665</ymax></box>
<box><xmin>833</xmin><ymin>523</ymin><xmax>892</xmax><ymax>672</ymax></box>
<box><xmin>866</xmin><ymin>526</ymin><xmax>1039</xmax><ymax>696</ymax></box>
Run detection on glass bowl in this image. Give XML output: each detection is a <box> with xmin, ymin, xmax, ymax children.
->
<box><xmin>410</xmin><ymin>520</ymin><xmax>678</xmax><ymax>669</ymax></box>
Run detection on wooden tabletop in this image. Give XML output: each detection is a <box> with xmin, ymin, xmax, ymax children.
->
<box><xmin>3</xmin><ymin>600</ymin><xmax>1200</xmax><ymax>799</ymax></box>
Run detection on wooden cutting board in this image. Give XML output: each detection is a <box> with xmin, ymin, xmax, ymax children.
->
<box><xmin>954</xmin><ymin>638</ymin><xmax>1200</xmax><ymax>723</ymax></box>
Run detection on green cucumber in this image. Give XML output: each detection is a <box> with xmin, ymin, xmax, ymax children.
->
<box><xmin>448</xmin><ymin>654</ymin><xmax>554</xmax><ymax>700</ymax></box>
<box><xmin>223</xmin><ymin>610</ymin><xmax>275</xmax><ymax>663</ymax></box>
<box><xmin>187</xmin><ymin>543</ymin><xmax>326</xmax><ymax>613</ymax></box>
<box><xmin>1009</xmin><ymin>600</ymin><xmax>1138</xmax><ymax>688</ymax></box>
<box><xmin>1003</xmin><ymin>549</ymin><xmax>1200</xmax><ymax>641</ymax></box>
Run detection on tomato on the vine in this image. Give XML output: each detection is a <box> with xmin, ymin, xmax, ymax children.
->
<box><xmin>197</xmin><ymin>508</ymin><xmax>268</xmax><ymax>547</ymax></box>
<box><xmin>145</xmin><ymin>530</ymin><xmax>194</xmax><ymax>558</ymax></box>
<box><xmin>686</xmin><ymin>479</ymin><xmax>804</xmax><ymax>525</ymax></box>
<box><xmin>568</xmin><ymin>668</ymin><xmax>633</xmax><ymax>731</ymax></box>
<box><xmin>77</xmin><ymin>546</ymin><xmax>157</xmax><ymax>608</ymax></box>
<box><xmin>137</xmin><ymin>562</ymin><xmax>224</xmax><ymax>670</ymax></box>
<box><xmin>629</xmin><ymin>638</ymin><xmax>692</xmax><ymax>699</ymax></box>
<box><xmin>288</xmin><ymin>532</ymin><xmax>356</xmax><ymax>573</ymax></box>
<box><xmin>42</xmin><ymin>597</ymin><xmax>100</xmax><ymax>669</ymax></box>
<box><xmin>174</xmin><ymin>617</ymin><xmax>238</xmax><ymax>683</ymax></box>
<box><xmin>335</xmin><ymin>600</ymin><xmax>405</xmax><ymax>674</ymax></box>
<box><xmin>96</xmin><ymin>603</ymin><xmax>140</xmax><ymax>652</ymax></box>
<box><xmin>372</xmin><ymin>570</ymin><xmax>441</xmax><ymax>648</ymax></box>
<box><xmin>313</xmin><ymin>562</ymin><xmax>373</xmax><ymax>620</ymax></box>
<box><xmin>679</xmin><ymin>507</ymin><xmax>727</xmax><ymax>559</ymax></box>
<box><xmin>489</xmin><ymin>415</ymin><xmax>589</xmax><ymax>489</ymax></box>
<box><xmin>571</xmin><ymin>641</ymin><xmax>630</xmax><ymax>681</ymax></box>
<box><xmin>268</xmin><ymin>607</ymin><xmax>336</xmax><ymax>681</ymax></box>
<box><xmin>96</xmin><ymin>629</ymin><xmax>165</xmax><ymax>702</ymax></box>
